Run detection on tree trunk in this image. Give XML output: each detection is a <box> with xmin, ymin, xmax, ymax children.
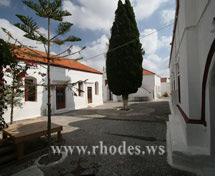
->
<box><xmin>0</xmin><ymin>67</ymin><xmax>8</xmax><ymax>129</ymax></box>
<box><xmin>10</xmin><ymin>84</ymin><xmax>15</xmax><ymax>124</ymax></box>
<box><xmin>47</xmin><ymin>17</ymin><xmax>51</xmax><ymax>148</ymax></box>
<box><xmin>122</xmin><ymin>94</ymin><xmax>128</xmax><ymax>110</ymax></box>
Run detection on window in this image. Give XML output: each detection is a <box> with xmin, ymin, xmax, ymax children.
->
<box><xmin>56</xmin><ymin>86</ymin><xmax>66</xmax><ymax>110</ymax></box>
<box><xmin>173</xmin><ymin>80</ymin><xmax>175</xmax><ymax>91</ymax></box>
<box><xmin>25</xmin><ymin>77</ymin><xmax>37</xmax><ymax>101</ymax></box>
<box><xmin>105</xmin><ymin>80</ymin><xmax>108</xmax><ymax>86</ymax></box>
<box><xmin>171</xmin><ymin>72</ymin><xmax>175</xmax><ymax>91</ymax></box>
<box><xmin>78</xmin><ymin>82</ymin><xmax>83</xmax><ymax>96</ymax></box>
<box><xmin>176</xmin><ymin>63</ymin><xmax>181</xmax><ymax>103</ymax></box>
<box><xmin>95</xmin><ymin>82</ymin><xmax>99</xmax><ymax>95</ymax></box>
<box><xmin>178</xmin><ymin>75</ymin><xmax>181</xmax><ymax>103</ymax></box>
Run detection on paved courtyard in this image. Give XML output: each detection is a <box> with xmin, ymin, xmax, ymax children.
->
<box><xmin>1</xmin><ymin>100</ymin><xmax>196</xmax><ymax>176</ymax></box>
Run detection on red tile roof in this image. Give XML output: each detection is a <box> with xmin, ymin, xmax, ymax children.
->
<box><xmin>143</xmin><ymin>69</ymin><xmax>155</xmax><ymax>75</ymax></box>
<box><xmin>15</xmin><ymin>47</ymin><xmax>103</xmax><ymax>75</ymax></box>
<box><xmin>161</xmin><ymin>78</ymin><xmax>167</xmax><ymax>82</ymax></box>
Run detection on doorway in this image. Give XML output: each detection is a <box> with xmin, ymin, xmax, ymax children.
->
<box><xmin>109</xmin><ymin>90</ymin><xmax>113</xmax><ymax>101</ymax></box>
<box><xmin>87</xmin><ymin>87</ymin><xmax>92</xmax><ymax>104</ymax></box>
<box><xmin>56</xmin><ymin>86</ymin><xmax>66</xmax><ymax>110</ymax></box>
<box><xmin>107</xmin><ymin>87</ymin><xmax>113</xmax><ymax>101</ymax></box>
<box><xmin>210</xmin><ymin>61</ymin><xmax>215</xmax><ymax>157</ymax></box>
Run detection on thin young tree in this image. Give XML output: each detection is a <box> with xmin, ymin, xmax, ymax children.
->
<box><xmin>0</xmin><ymin>39</ymin><xmax>16</xmax><ymax>130</ymax></box>
<box><xmin>106</xmin><ymin>0</ymin><xmax>143</xmax><ymax>110</ymax></box>
<box><xmin>15</xmin><ymin>0</ymin><xmax>81</xmax><ymax>147</ymax></box>
<box><xmin>4</xmin><ymin>60</ymin><xmax>37</xmax><ymax>124</ymax></box>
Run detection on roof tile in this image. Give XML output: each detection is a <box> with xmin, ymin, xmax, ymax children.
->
<box><xmin>143</xmin><ymin>69</ymin><xmax>155</xmax><ymax>75</ymax></box>
<box><xmin>15</xmin><ymin>47</ymin><xmax>103</xmax><ymax>75</ymax></box>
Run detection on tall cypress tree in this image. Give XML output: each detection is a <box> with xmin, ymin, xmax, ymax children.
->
<box><xmin>106</xmin><ymin>0</ymin><xmax>143</xmax><ymax>110</ymax></box>
<box><xmin>14</xmin><ymin>0</ymin><xmax>81</xmax><ymax>147</ymax></box>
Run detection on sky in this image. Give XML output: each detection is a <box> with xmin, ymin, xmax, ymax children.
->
<box><xmin>0</xmin><ymin>0</ymin><xmax>176</xmax><ymax>77</ymax></box>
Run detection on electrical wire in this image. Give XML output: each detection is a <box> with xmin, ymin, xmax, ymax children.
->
<box><xmin>82</xmin><ymin>22</ymin><xmax>174</xmax><ymax>61</ymax></box>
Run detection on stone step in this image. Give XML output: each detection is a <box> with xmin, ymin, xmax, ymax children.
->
<box><xmin>173</xmin><ymin>151</ymin><xmax>215</xmax><ymax>168</ymax></box>
<box><xmin>172</xmin><ymin>150</ymin><xmax>215</xmax><ymax>175</ymax></box>
<box><xmin>167</xmin><ymin>118</ymin><xmax>215</xmax><ymax>175</ymax></box>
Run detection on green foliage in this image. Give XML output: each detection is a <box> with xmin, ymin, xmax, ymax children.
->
<box><xmin>14</xmin><ymin>0</ymin><xmax>82</xmax><ymax>145</ymax></box>
<box><xmin>56</xmin><ymin>22</ymin><xmax>73</xmax><ymax>35</ymax></box>
<box><xmin>106</xmin><ymin>0</ymin><xmax>143</xmax><ymax>97</ymax></box>
<box><xmin>4</xmin><ymin>57</ymin><xmax>36</xmax><ymax>124</ymax></box>
<box><xmin>0</xmin><ymin>39</ymin><xmax>16</xmax><ymax>66</ymax></box>
<box><xmin>0</xmin><ymin>39</ymin><xmax>17</xmax><ymax>129</ymax></box>
<box><xmin>52</xmin><ymin>36</ymin><xmax>81</xmax><ymax>45</ymax></box>
<box><xmin>15</xmin><ymin>15</ymin><xmax>39</xmax><ymax>32</ymax></box>
<box><xmin>14</xmin><ymin>15</ymin><xmax>48</xmax><ymax>43</ymax></box>
<box><xmin>15</xmin><ymin>0</ymin><xmax>81</xmax><ymax>47</ymax></box>
<box><xmin>22</xmin><ymin>0</ymin><xmax>71</xmax><ymax>20</ymax></box>
<box><xmin>163</xmin><ymin>92</ymin><xmax>169</xmax><ymax>97</ymax></box>
<box><xmin>4</xmin><ymin>63</ymin><xmax>27</xmax><ymax>106</ymax></box>
<box><xmin>5</xmin><ymin>88</ymin><xmax>24</xmax><ymax>108</ymax></box>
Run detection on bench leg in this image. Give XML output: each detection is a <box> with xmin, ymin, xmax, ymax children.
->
<box><xmin>57</xmin><ymin>131</ymin><xmax>62</xmax><ymax>145</ymax></box>
<box><xmin>17</xmin><ymin>143</ymin><xmax>24</xmax><ymax>160</ymax></box>
<box><xmin>2</xmin><ymin>132</ymin><xmax>7</xmax><ymax>139</ymax></box>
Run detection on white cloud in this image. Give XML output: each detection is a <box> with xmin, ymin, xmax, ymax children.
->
<box><xmin>37</xmin><ymin>27</ymin><xmax>53</xmax><ymax>39</ymax></box>
<box><xmin>0</xmin><ymin>0</ymin><xmax>10</xmax><ymax>7</ymax></box>
<box><xmin>55</xmin><ymin>27</ymin><xmax>171</xmax><ymax>77</ymax></box>
<box><xmin>57</xmin><ymin>35</ymin><xmax>108</xmax><ymax>72</ymax></box>
<box><xmin>140</xmin><ymin>29</ymin><xmax>159</xmax><ymax>54</ymax></box>
<box><xmin>77</xmin><ymin>31</ymin><xmax>171</xmax><ymax>77</ymax></box>
<box><xmin>140</xmin><ymin>29</ymin><xmax>171</xmax><ymax>54</ymax></box>
<box><xmin>62</xmin><ymin>0</ymin><xmax>170</xmax><ymax>31</ymax></box>
<box><xmin>143</xmin><ymin>55</ymin><xmax>169</xmax><ymax>77</ymax></box>
<box><xmin>140</xmin><ymin>28</ymin><xmax>171</xmax><ymax>77</ymax></box>
<box><xmin>133</xmin><ymin>0</ymin><xmax>169</xmax><ymax>21</ymax></box>
<box><xmin>63</xmin><ymin>0</ymin><xmax>117</xmax><ymax>31</ymax></box>
<box><xmin>147</xmin><ymin>54</ymin><xmax>162</xmax><ymax>63</ymax></box>
<box><xmin>0</xmin><ymin>19</ymin><xmax>51</xmax><ymax>52</ymax></box>
<box><xmin>160</xmin><ymin>35</ymin><xmax>172</xmax><ymax>47</ymax></box>
<box><xmin>0</xmin><ymin>19</ymin><xmax>57</xmax><ymax>52</ymax></box>
<box><xmin>161</xmin><ymin>9</ymin><xmax>175</xmax><ymax>24</ymax></box>
<box><xmin>143</xmin><ymin>58</ymin><xmax>158</xmax><ymax>71</ymax></box>
<box><xmin>157</xmin><ymin>68</ymin><xmax>169</xmax><ymax>77</ymax></box>
<box><xmin>76</xmin><ymin>29</ymin><xmax>171</xmax><ymax>76</ymax></box>
<box><xmin>80</xmin><ymin>35</ymin><xmax>109</xmax><ymax>71</ymax></box>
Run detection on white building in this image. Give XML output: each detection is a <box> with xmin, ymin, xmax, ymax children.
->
<box><xmin>161</xmin><ymin>78</ymin><xmax>170</xmax><ymax>96</ymax></box>
<box><xmin>103</xmin><ymin>69</ymin><xmax>161</xmax><ymax>102</ymax></box>
<box><xmin>102</xmin><ymin>71</ymin><xmax>118</xmax><ymax>102</ymax></box>
<box><xmin>168</xmin><ymin>0</ymin><xmax>215</xmax><ymax>174</ymax></box>
<box><xmin>3</xmin><ymin>47</ymin><xmax>103</xmax><ymax>123</ymax></box>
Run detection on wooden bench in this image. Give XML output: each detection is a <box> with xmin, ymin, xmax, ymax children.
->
<box><xmin>2</xmin><ymin>119</ymin><xmax>63</xmax><ymax>160</ymax></box>
<box><xmin>133</xmin><ymin>97</ymin><xmax>148</xmax><ymax>101</ymax></box>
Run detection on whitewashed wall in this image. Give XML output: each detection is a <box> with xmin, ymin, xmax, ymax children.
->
<box><xmin>130</xmin><ymin>74</ymin><xmax>155</xmax><ymax>101</ymax></box>
<box><xmin>3</xmin><ymin>63</ymin><xmax>47</xmax><ymax>122</ymax></box>
<box><xmin>103</xmin><ymin>72</ymin><xmax>161</xmax><ymax>102</ymax></box>
<box><xmin>51</xmin><ymin>67</ymin><xmax>103</xmax><ymax>114</ymax></box>
<box><xmin>168</xmin><ymin>0</ymin><xmax>215</xmax><ymax>158</ymax></box>
<box><xmin>161</xmin><ymin>82</ymin><xmax>170</xmax><ymax>96</ymax></box>
<box><xmin>154</xmin><ymin>75</ymin><xmax>161</xmax><ymax>99</ymax></box>
<box><xmin>3</xmin><ymin>63</ymin><xmax>103</xmax><ymax>123</ymax></box>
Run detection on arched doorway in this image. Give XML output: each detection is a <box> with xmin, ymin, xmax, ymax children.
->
<box><xmin>210</xmin><ymin>57</ymin><xmax>215</xmax><ymax>157</ymax></box>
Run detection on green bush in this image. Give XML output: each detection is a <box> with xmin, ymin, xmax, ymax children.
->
<box><xmin>163</xmin><ymin>92</ymin><xmax>169</xmax><ymax>97</ymax></box>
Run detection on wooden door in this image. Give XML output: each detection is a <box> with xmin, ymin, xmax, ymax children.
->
<box><xmin>56</xmin><ymin>86</ymin><xmax>66</xmax><ymax>110</ymax></box>
<box><xmin>87</xmin><ymin>87</ymin><xmax>92</xmax><ymax>104</ymax></box>
<box><xmin>210</xmin><ymin>63</ymin><xmax>215</xmax><ymax>157</ymax></box>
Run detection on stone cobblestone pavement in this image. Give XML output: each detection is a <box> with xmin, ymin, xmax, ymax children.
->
<box><xmin>0</xmin><ymin>100</ymin><xmax>196</xmax><ymax>176</ymax></box>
